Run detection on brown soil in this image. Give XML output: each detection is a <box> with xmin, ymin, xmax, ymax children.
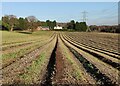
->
<box><xmin>2</xmin><ymin>35</ymin><xmax>55</xmax><ymax>69</ymax></box>
<box><xmin>2</xmin><ymin>32</ymin><xmax>119</xmax><ymax>85</ymax></box>
<box><xmin>59</xmin><ymin>36</ymin><xmax>96</xmax><ymax>84</ymax></box>
<box><xmin>52</xmin><ymin>43</ymin><xmax>67</xmax><ymax>84</ymax></box>
<box><xmin>61</xmin><ymin>34</ymin><xmax>119</xmax><ymax>85</ymax></box>
<box><xmin>64</xmin><ymin>32</ymin><xmax>119</xmax><ymax>54</ymax></box>
<box><xmin>52</xmin><ymin>36</ymin><xmax>94</xmax><ymax>85</ymax></box>
<box><xmin>2</xmin><ymin>42</ymin><xmax>33</xmax><ymax>54</ymax></box>
<box><xmin>2</xmin><ymin>36</ymin><xmax>55</xmax><ymax>84</ymax></box>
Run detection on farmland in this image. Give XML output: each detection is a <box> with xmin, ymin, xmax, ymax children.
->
<box><xmin>1</xmin><ymin>31</ymin><xmax>119</xmax><ymax>85</ymax></box>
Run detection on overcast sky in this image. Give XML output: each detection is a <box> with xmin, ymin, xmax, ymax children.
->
<box><xmin>1</xmin><ymin>2</ymin><xmax>119</xmax><ymax>25</ymax></box>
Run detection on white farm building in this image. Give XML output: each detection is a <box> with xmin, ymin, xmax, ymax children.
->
<box><xmin>54</xmin><ymin>25</ymin><xmax>63</xmax><ymax>30</ymax></box>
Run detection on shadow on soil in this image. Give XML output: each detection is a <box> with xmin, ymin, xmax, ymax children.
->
<box><xmin>18</xmin><ymin>31</ymin><xmax>32</xmax><ymax>34</ymax></box>
<box><xmin>41</xmin><ymin>37</ymin><xmax>58</xmax><ymax>86</ymax></box>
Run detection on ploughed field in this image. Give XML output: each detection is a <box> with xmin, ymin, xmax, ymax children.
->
<box><xmin>1</xmin><ymin>31</ymin><xmax>119</xmax><ymax>85</ymax></box>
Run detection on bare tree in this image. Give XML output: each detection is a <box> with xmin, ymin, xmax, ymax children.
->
<box><xmin>26</xmin><ymin>16</ymin><xmax>38</xmax><ymax>22</ymax></box>
<box><xmin>26</xmin><ymin>16</ymin><xmax>38</xmax><ymax>32</ymax></box>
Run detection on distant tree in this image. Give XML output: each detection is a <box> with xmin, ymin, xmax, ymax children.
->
<box><xmin>2</xmin><ymin>22</ymin><xmax>10</xmax><ymax>31</ymax></box>
<box><xmin>75</xmin><ymin>22</ymin><xmax>81</xmax><ymax>31</ymax></box>
<box><xmin>75</xmin><ymin>22</ymin><xmax>87</xmax><ymax>31</ymax></box>
<box><xmin>79</xmin><ymin>22</ymin><xmax>87</xmax><ymax>31</ymax></box>
<box><xmin>40</xmin><ymin>21</ymin><xmax>47</xmax><ymax>26</ymax></box>
<box><xmin>26</xmin><ymin>16</ymin><xmax>38</xmax><ymax>32</ymax></box>
<box><xmin>2</xmin><ymin>15</ymin><xmax>19</xmax><ymax>31</ymax></box>
<box><xmin>26</xmin><ymin>22</ymin><xmax>37</xmax><ymax>32</ymax></box>
<box><xmin>70</xmin><ymin>20</ymin><xmax>75</xmax><ymax>29</ymax></box>
<box><xmin>46</xmin><ymin>20</ymin><xmax>56</xmax><ymax>30</ymax></box>
<box><xmin>46</xmin><ymin>20</ymin><xmax>50</xmax><ymax>29</ymax></box>
<box><xmin>2</xmin><ymin>16</ymin><xmax>9</xmax><ymax>24</ymax></box>
<box><xmin>52</xmin><ymin>20</ymin><xmax>56</xmax><ymax>30</ymax></box>
<box><xmin>50</xmin><ymin>20</ymin><xmax>56</xmax><ymax>30</ymax></box>
<box><xmin>26</xmin><ymin>16</ymin><xmax>38</xmax><ymax>22</ymax></box>
<box><xmin>53</xmin><ymin>20</ymin><xmax>56</xmax><ymax>27</ymax></box>
<box><xmin>2</xmin><ymin>16</ymin><xmax>10</xmax><ymax>30</ymax></box>
<box><xmin>36</xmin><ymin>21</ymin><xmax>41</xmax><ymax>26</ymax></box>
<box><xmin>9</xmin><ymin>17</ymin><xmax>19</xmax><ymax>31</ymax></box>
<box><xmin>67</xmin><ymin>20</ymin><xmax>75</xmax><ymax>30</ymax></box>
<box><xmin>24</xmin><ymin>18</ymin><xmax>29</xmax><ymax>30</ymax></box>
<box><xmin>66</xmin><ymin>20</ymin><xmax>87</xmax><ymax>31</ymax></box>
<box><xmin>18</xmin><ymin>17</ymin><xmax>25</xmax><ymax>30</ymax></box>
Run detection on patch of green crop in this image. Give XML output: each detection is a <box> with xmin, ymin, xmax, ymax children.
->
<box><xmin>19</xmin><ymin>52</ymin><xmax>46</xmax><ymax>83</ymax></box>
<box><xmin>72</xmin><ymin>70</ymin><xmax>81</xmax><ymax>79</ymax></box>
<box><xmin>60</xmin><ymin>41</ymin><xmax>82</xmax><ymax>80</ymax></box>
<box><xmin>27</xmin><ymin>53</ymin><xmax>46</xmax><ymax>71</ymax></box>
<box><xmin>2</xmin><ymin>48</ymin><xmax>27</xmax><ymax>60</ymax></box>
<box><xmin>2</xmin><ymin>41</ymin><xmax>42</xmax><ymax>60</ymax></box>
<box><xmin>64</xmin><ymin>50</ymin><xmax>82</xmax><ymax>80</ymax></box>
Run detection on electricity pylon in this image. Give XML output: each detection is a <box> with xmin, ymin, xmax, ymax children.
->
<box><xmin>81</xmin><ymin>11</ymin><xmax>91</xmax><ymax>32</ymax></box>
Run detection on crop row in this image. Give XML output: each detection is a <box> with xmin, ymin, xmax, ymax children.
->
<box><xmin>60</xmin><ymin>33</ymin><xmax>119</xmax><ymax>85</ymax></box>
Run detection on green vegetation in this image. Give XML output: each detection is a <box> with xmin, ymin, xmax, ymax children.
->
<box><xmin>1</xmin><ymin>14</ymin><xmax>119</xmax><ymax>33</ymax></box>
<box><xmin>1</xmin><ymin>15</ymin><xmax>57</xmax><ymax>31</ymax></box>
<box><xmin>2</xmin><ymin>31</ymin><xmax>32</xmax><ymax>45</ymax></box>
<box><xmin>2</xmin><ymin>30</ymin><xmax>54</xmax><ymax>66</ymax></box>
<box><xmin>3</xmin><ymin>41</ymin><xmax>43</xmax><ymax>60</ymax></box>
<box><xmin>19</xmin><ymin>52</ymin><xmax>46</xmax><ymax>83</ymax></box>
<box><xmin>46</xmin><ymin>20</ymin><xmax>56</xmax><ymax>30</ymax></box>
<box><xmin>2</xmin><ymin>15</ymin><xmax>39</xmax><ymax>31</ymax></box>
<box><xmin>66</xmin><ymin>20</ymin><xmax>87</xmax><ymax>31</ymax></box>
<box><xmin>2</xmin><ymin>14</ymin><xmax>88</xmax><ymax>32</ymax></box>
<box><xmin>2</xmin><ymin>31</ymin><xmax>53</xmax><ymax>45</ymax></box>
<box><xmin>18</xmin><ymin>37</ymin><xmax>56</xmax><ymax>84</ymax></box>
<box><xmin>59</xmin><ymin>38</ymin><xmax>86</xmax><ymax>81</ymax></box>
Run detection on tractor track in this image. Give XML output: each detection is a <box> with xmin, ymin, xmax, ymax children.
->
<box><xmin>2</xmin><ymin>34</ymin><xmax>56</xmax><ymax>70</ymax></box>
<box><xmin>2</xmin><ymin>34</ymin><xmax>57</xmax><ymax>85</ymax></box>
<box><xmin>41</xmin><ymin>35</ymin><xmax>58</xmax><ymax>85</ymax></box>
<box><xmin>57</xmin><ymin>34</ymin><xmax>97</xmax><ymax>85</ymax></box>
<box><xmin>66</xmin><ymin>33</ymin><xmax>119</xmax><ymax>56</ymax></box>
<box><xmin>2</xmin><ymin>33</ymin><xmax>55</xmax><ymax>52</ymax></box>
<box><xmin>2</xmin><ymin>34</ymin><xmax>56</xmax><ymax>79</ymax></box>
<box><xmin>60</xmin><ymin>33</ymin><xmax>119</xmax><ymax>85</ymax></box>
<box><xmin>63</xmin><ymin>34</ymin><xmax>120</xmax><ymax>70</ymax></box>
<box><xmin>65</xmin><ymin>34</ymin><xmax>120</xmax><ymax>59</ymax></box>
<box><xmin>2</xmin><ymin>32</ymin><xmax>119</xmax><ymax>85</ymax></box>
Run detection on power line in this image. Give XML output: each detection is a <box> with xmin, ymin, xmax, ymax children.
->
<box><xmin>94</xmin><ymin>3</ymin><xmax>117</xmax><ymax>15</ymax></box>
<box><xmin>89</xmin><ymin>4</ymin><xmax>118</xmax><ymax>25</ymax></box>
<box><xmin>102</xmin><ymin>3</ymin><xmax>118</xmax><ymax>13</ymax></box>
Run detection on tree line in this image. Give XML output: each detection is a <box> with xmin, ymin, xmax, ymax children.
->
<box><xmin>1</xmin><ymin>15</ymin><xmax>119</xmax><ymax>33</ymax></box>
<box><xmin>1</xmin><ymin>15</ymin><xmax>56</xmax><ymax>32</ymax></box>
<box><xmin>1</xmin><ymin>15</ymin><xmax>88</xmax><ymax>32</ymax></box>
